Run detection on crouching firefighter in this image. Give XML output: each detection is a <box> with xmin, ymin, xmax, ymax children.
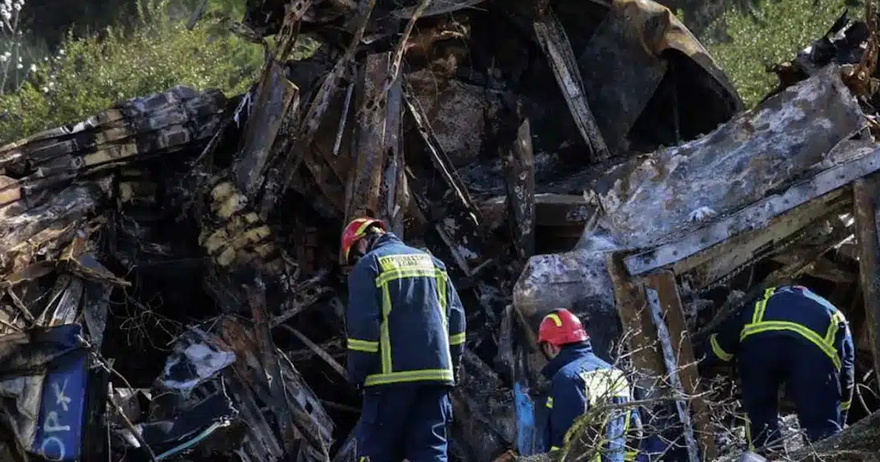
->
<box><xmin>701</xmin><ymin>284</ymin><xmax>855</xmax><ymax>453</ymax></box>
<box><xmin>341</xmin><ymin>217</ymin><xmax>467</xmax><ymax>462</ymax></box>
<box><xmin>538</xmin><ymin>309</ymin><xmax>641</xmax><ymax>461</ymax></box>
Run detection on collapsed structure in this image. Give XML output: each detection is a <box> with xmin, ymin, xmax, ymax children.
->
<box><xmin>1</xmin><ymin>0</ymin><xmax>880</xmax><ymax>461</ymax></box>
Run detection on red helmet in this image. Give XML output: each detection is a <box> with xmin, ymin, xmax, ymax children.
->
<box><xmin>538</xmin><ymin>309</ymin><xmax>589</xmax><ymax>346</ymax></box>
<box><xmin>341</xmin><ymin>217</ymin><xmax>386</xmax><ymax>262</ymax></box>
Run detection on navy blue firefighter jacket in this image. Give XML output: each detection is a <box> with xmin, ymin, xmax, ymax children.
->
<box><xmin>346</xmin><ymin>232</ymin><xmax>467</xmax><ymax>388</ymax></box>
<box><xmin>703</xmin><ymin>285</ymin><xmax>856</xmax><ymax>419</ymax></box>
<box><xmin>541</xmin><ymin>341</ymin><xmax>640</xmax><ymax>461</ymax></box>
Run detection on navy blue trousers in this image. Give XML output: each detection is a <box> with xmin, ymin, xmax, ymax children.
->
<box><xmin>739</xmin><ymin>335</ymin><xmax>843</xmax><ymax>450</ymax></box>
<box><xmin>356</xmin><ymin>384</ymin><xmax>453</xmax><ymax>462</ymax></box>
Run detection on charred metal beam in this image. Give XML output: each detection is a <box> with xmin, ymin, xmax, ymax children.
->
<box><xmin>345</xmin><ymin>52</ymin><xmax>396</xmax><ymax>222</ymax></box>
<box><xmin>671</xmin><ymin>188</ymin><xmax>852</xmax><ymax>289</ymax></box>
<box><xmin>245</xmin><ymin>277</ymin><xmax>315</xmax><ymax>459</ymax></box>
<box><xmin>533</xmin><ymin>8</ymin><xmax>610</xmax><ymax>162</ymax></box>
<box><xmin>234</xmin><ymin>60</ymin><xmax>300</xmax><ymax>199</ymax></box>
<box><xmin>643</xmin><ymin>283</ymin><xmax>699</xmax><ymax>462</ymax></box>
<box><xmin>277</xmin><ymin>324</ymin><xmax>349</xmax><ymax>381</ymax></box>
<box><xmin>606</xmin><ymin>252</ymin><xmax>666</xmax><ymax>393</ymax></box>
<box><xmin>500</xmin><ymin>118</ymin><xmax>535</xmax><ymax>261</ymax></box>
<box><xmin>643</xmin><ymin>272</ymin><xmax>716</xmax><ymax>461</ymax></box>
<box><xmin>267</xmin><ymin>0</ymin><xmax>377</xmax><ymax>216</ymax></box>
<box><xmin>854</xmin><ymin>175</ymin><xmax>880</xmax><ymax>395</ymax></box>
<box><xmin>402</xmin><ymin>78</ymin><xmax>485</xmax><ymax>226</ymax></box>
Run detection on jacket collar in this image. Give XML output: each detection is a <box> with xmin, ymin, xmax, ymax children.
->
<box><xmin>368</xmin><ymin>232</ymin><xmax>402</xmax><ymax>252</ymax></box>
<box><xmin>541</xmin><ymin>341</ymin><xmax>593</xmax><ymax>379</ymax></box>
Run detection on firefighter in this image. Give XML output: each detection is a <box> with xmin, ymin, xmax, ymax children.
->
<box><xmin>341</xmin><ymin>217</ymin><xmax>467</xmax><ymax>462</ymax></box>
<box><xmin>538</xmin><ymin>308</ymin><xmax>640</xmax><ymax>461</ymax></box>
<box><xmin>701</xmin><ymin>284</ymin><xmax>855</xmax><ymax>453</ymax></box>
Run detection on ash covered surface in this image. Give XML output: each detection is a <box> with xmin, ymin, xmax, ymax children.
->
<box><xmin>2</xmin><ymin>0</ymin><xmax>880</xmax><ymax>462</ymax></box>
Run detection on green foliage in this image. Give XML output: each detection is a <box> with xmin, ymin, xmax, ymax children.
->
<box><xmin>0</xmin><ymin>0</ymin><xmax>261</xmax><ymax>144</ymax></box>
<box><xmin>703</xmin><ymin>0</ymin><xmax>855</xmax><ymax>108</ymax></box>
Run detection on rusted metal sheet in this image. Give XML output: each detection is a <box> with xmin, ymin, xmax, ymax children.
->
<box><xmin>405</xmin><ymin>72</ymin><xmax>502</xmax><ymax>168</ymax></box>
<box><xmin>402</xmin><ymin>79</ymin><xmax>485</xmax><ymax>223</ymax></box>
<box><xmin>854</xmin><ymin>175</ymin><xmax>880</xmax><ymax>395</ymax></box>
<box><xmin>534</xmin><ymin>8</ymin><xmax>610</xmax><ymax>162</ymax></box>
<box><xmin>501</xmin><ymin>119</ymin><xmax>535</xmax><ymax>261</ymax></box>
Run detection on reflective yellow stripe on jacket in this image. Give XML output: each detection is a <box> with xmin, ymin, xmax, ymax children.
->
<box><xmin>364</xmin><ymin>253</ymin><xmax>457</xmax><ymax>386</ymax></box>
<box><xmin>740</xmin><ymin>287</ymin><xmax>844</xmax><ymax>371</ymax></box>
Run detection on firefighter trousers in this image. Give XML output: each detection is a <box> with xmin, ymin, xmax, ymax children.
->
<box><xmin>356</xmin><ymin>383</ymin><xmax>453</xmax><ymax>462</ymax></box>
<box><xmin>739</xmin><ymin>335</ymin><xmax>844</xmax><ymax>451</ymax></box>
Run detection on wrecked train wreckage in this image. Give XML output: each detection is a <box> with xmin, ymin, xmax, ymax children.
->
<box><xmin>3</xmin><ymin>0</ymin><xmax>880</xmax><ymax>461</ymax></box>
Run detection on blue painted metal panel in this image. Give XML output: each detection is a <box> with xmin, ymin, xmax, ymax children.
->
<box><xmin>31</xmin><ymin>325</ymin><xmax>89</xmax><ymax>462</ymax></box>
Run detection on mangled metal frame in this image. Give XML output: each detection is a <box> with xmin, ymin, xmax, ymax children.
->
<box><xmin>0</xmin><ymin>0</ymin><xmax>758</xmax><ymax>460</ymax></box>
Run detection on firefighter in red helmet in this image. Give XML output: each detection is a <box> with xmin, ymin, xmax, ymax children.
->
<box><xmin>341</xmin><ymin>217</ymin><xmax>466</xmax><ymax>462</ymax></box>
<box><xmin>538</xmin><ymin>309</ymin><xmax>640</xmax><ymax>460</ymax></box>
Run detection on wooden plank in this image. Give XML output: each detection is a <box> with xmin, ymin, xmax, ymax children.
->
<box><xmin>645</xmin><ymin>271</ymin><xmax>716</xmax><ymax>461</ymax></box>
<box><xmin>501</xmin><ymin>118</ymin><xmax>536</xmax><ymax>261</ymax></box>
<box><xmin>854</xmin><ymin>176</ymin><xmax>880</xmax><ymax>394</ymax></box>
<box><xmin>626</xmin><ymin>148</ymin><xmax>880</xmax><ymax>276</ymax></box>
<box><xmin>606</xmin><ymin>251</ymin><xmax>665</xmax><ymax>392</ymax></box>
<box><xmin>533</xmin><ymin>8</ymin><xmax>610</xmax><ymax>163</ymax></box>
